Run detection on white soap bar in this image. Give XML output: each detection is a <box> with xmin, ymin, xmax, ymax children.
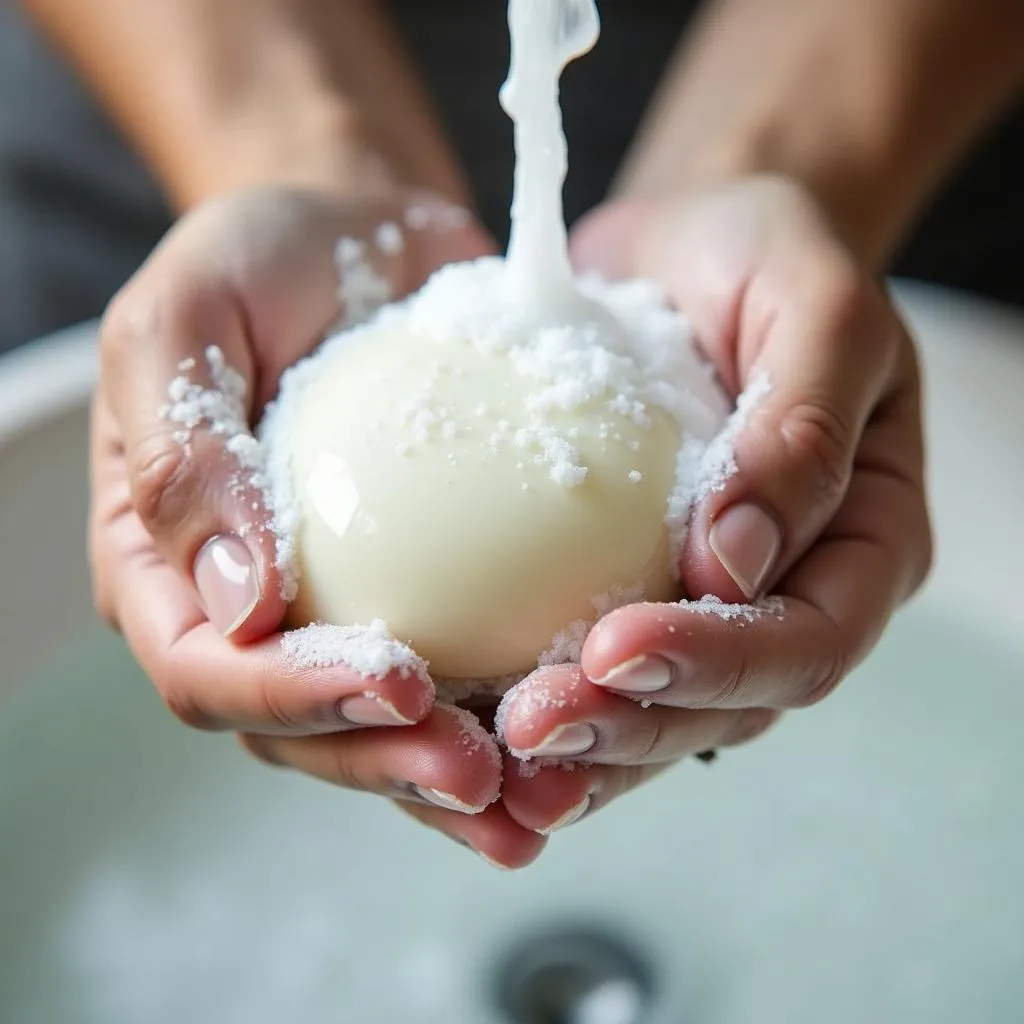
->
<box><xmin>282</xmin><ymin>324</ymin><xmax>681</xmax><ymax>680</ymax></box>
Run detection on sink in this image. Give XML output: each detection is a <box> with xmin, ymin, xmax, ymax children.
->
<box><xmin>2</xmin><ymin>283</ymin><xmax>1023</xmax><ymax>1023</ymax></box>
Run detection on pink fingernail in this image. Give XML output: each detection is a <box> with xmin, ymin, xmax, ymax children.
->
<box><xmin>475</xmin><ymin>850</ymin><xmax>515</xmax><ymax>871</ymax></box>
<box><xmin>709</xmin><ymin>503</ymin><xmax>782</xmax><ymax>599</ymax></box>
<box><xmin>538</xmin><ymin>794</ymin><xmax>592</xmax><ymax>835</ymax></box>
<box><xmin>338</xmin><ymin>695</ymin><xmax>415</xmax><ymax>727</ymax></box>
<box><xmin>593</xmin><ymin>655</ymin><xmax>673</xmax><ymax>693</ymax></box>
<box><xmin>193</xmin><ymin>534</ymin><xmax>259</xmax><ymax>635</ymax></box>
<box><xmin>413</xmin><ymin>786</ymin><xmax>487</xmax><ymax>815</ymax></box>
<box><xmin>517</xmin><ymin>723</ymin><xmax>596</xmax><ymax>759</ymax></box>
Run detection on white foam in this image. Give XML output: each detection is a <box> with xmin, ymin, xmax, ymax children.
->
<box><xmin>664</xmin><ymin>370</ymin><xmax>772</xmax><ymax>577</ymax></box>
<box><xmin>374</xmin><ymin>221</ymin><xmax>404</xmax><ymax>254</ymax></box>
<box><xmin>679</xmin><ymin>593</ymin><xmax>786</xmax><ymax>623</ymax></box>
<box><xmin>441</xmin><ymin>703</ymin><xmax>504</xmax><ymax>773</ymax></box>
<box><xmin>494</xmin><ymin>669</ymin><xmax>581</xmax><ymax>754</ymax></box>
<box><xmin>280</xmin><ymin>619</ymin><xmax>430</xmax><ymax>681</ymax></box>
<box><xmin>161</xmin><ymin>347</ymin><xmax>298</xmax><ymax>594</ymax></box>
<box><xmin>335</xmin><ymin>236</ymin><xmax>392</xmax><ymax>326</ymax></box>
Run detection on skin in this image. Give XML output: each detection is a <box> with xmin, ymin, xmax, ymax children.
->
<box><xmin>23</xmin><ymin>0</ymin><xmax>470</xmax><ymax>208</ymax></box>
<box><xmin>30</xmin><ymin>0</ymin><xmax>1021</xmax><ymax>866</ymax></box>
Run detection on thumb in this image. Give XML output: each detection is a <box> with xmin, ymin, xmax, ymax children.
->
<box><xmin>100</xmin><ymin>278</ymin><xmax>286</xmax><ymax>641</ymax></box>
<box><xmin>682</xmin><ymin>266</ymin><xmax>900</xmax><ymax>602</ymax></box>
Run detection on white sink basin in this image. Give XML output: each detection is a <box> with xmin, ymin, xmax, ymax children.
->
<box><xmin>2</xmin><ymin>282</ymin><xmax>1023</xmax><ymax>1024</ymax></box>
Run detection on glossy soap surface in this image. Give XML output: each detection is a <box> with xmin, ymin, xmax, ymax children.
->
<box><xmin>285</xmin><ymin>327</ymin><xmax>680</xmax><ymax>679</ymax></box>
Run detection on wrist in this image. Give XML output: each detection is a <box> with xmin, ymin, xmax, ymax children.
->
<box><xmin>619</xmin><ymin>0</ymin><xmax>1024</xmax><ymax>273</ymax></box>
<box><xmin>677</xmin><ymin>127</ymin><xmax>903</xmax><ymax>271</ymax></box>
<box><xmin>157</xmin><ymin>92</ymin><xmax>407</xmax><ymax>211</ymax></box>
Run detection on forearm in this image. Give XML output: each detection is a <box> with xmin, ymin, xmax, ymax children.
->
<box><xmin>620</xmin><ymin>0</ymin><xmax>1024</xmax><ymax>268</ymax></box>
<box><xmin>23</xmin><ymin>0</ymin><xmax>470</xmax><ymax>210</ymax></box>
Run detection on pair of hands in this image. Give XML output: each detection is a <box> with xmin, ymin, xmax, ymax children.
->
<box><xmin>90</xmin><ymin>177</ymin><xmax>931</xmax><ymax>869</ymax></box>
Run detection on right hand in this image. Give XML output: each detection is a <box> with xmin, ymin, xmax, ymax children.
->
<box><xmin>91</xmin><ymin>186</ymin><xmax>547</xmax><ymax>868</ymax></box>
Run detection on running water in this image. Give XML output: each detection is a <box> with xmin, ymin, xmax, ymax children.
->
<box><xmin>500</xmin><ymin>0</ymin><xmax>601</xmax><ymax>316</ymax></box>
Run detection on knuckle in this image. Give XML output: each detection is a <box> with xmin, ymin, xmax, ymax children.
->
<box><xmin>697</xmin><ymin>650</ymin><xmax>751</xmax><ymax>709</ymax></box>
<box><xmin>101</xmin><ymin>278</ymin><xmax>207</xmax><ymax>354</ymax></box>
<box><xmin>794</xmin><ymin>643</ymin><xmax>853</xmax><ymax>708</ymax></box>
<box><xmin>257</xmin><ymin>673</ymin><xmax>301</xmax><ymax>733</ymax></box>
<box><xmin>128</xmin><ymin>434</ymin><xmax>196</xmax><ymax>534</ymax></box>
<box><xmin>780</xmin><ymin>398</ymin><xmax>853</xmax><ymax>503</ymax></box>
<box><xmin>157</xmin><ymin>647</ymin><xmax>219</xmax><ymax>730</ymax></box>
<box><xmin>815</xmin><ymin>259</ymin><xmax>894</xmax><ymax>366</ymax></box>
<box><xmin>628</xmin><ymin>716</ymin><xmax>664</xmax><ymax>764</ymax></box>
<box><xmin>98</xmin><ymin>285</ymin><xmax>142</xmax><ymax>368</ymax></box>
<box><xmin>160</xmin><ymin>679</ymin><xmax>218</xmax><ymax>731</ymax></box>
<box><xmin>818</xmin><ymin>260</ymin><xmax>867</xmax><ymax>330</ymax></box>
<box><xmin>328</xmin><ymin>745</ymin><xmax>371</xmax><ymax>792</ymax></box>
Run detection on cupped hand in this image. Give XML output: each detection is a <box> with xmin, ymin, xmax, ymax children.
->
<box><xmin>90</xmin><ymin>185</ymin><xmax>546</xmax><ymax>868</ymax></box>
<box><xmin>500</xmin><ymin>175</ymin><xmax>932</xmax><ymax>837</ymax></box>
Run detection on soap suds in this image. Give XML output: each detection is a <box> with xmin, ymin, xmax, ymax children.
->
<box><xmin>536</xmin><ymin>582</ymin><xmax>646</xmax><ymax>670</ymax></box>
<box><xmin>163</xmin><ymin>345</ymin><xmax>248</xmax><ymax>442</ymax></box>
<box><xmin>494</xmin><ymin>670</ymin><xmax>581</xmax><ymax>755</ymax></box>
<box><xmin>433</xmin><ymin>672</ymin><xmax>527</xmax><ymax>706</ymax></box>
<box><xmin>679</xmin><ymin>593</ymin><xmax>786</xmax><ymax>623</ymax></box>
<box><xmin>374</xmin><ymin>221</ymin><xmax>404</xmax><ymax>254</ymax></box>
<box><xmin>403</xmin><ymin>199</ymin><xmax>472</xmax><ymax>233</ymax></box>
<box><xmin>441</xmin><ymin>703</ymin><xmax>504</xmax><ymax>774</ymax></box>
<box><xmin>511</xmin><ymin>756</ymin><xmax>585</xmax><ymax>778</ymax></box>
<box><xmin>281</xmin><ymin>619</ymin><xmax>430</xmax><ymax>682</ymax></box>
<box><xmin>664</xmin><ymin>370</ymin><xmax>772</xmax><ymax>576</ymax></box>
<box><xmin>335</xmin><ymin>236</ymin><xmax>392</xmax><ymax>326</ymax></box>
<box><xmin>162</xmin><ymin>347</ymin><xmax>298</xmax><ymax>597</ymax></box>
<box><xmin>318</xmin><ymin>259</ymin><xmax>733</xmax><ymax>508</ymax></box>
<box><xmin>539</xmin><ymin>619</ymin><xmax>592</xmax><ymax>669</ymax></box>
<box><xmin>513</xmin><ymin>424</ymin><xmax>587</xmax><ymax>487</ymax></box>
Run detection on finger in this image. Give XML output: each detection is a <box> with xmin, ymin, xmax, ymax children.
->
<box><xmin>502</xmin><ymin>757</ymin><xmax>680</xmax><ymax>835</ymax></box>
<box><xmin>572</xmin><ymin>188</ymin><xmax>917</xmax><ymax>604</ymax></box>
<box><xmin>496</xmin><ymin>665</ymin><xmax>771</xmax><ymax>765</ymax></box>
<box><xmin>583</xmin><ymin>408</ymin><xmax>931</xmax><ymax>710</ymax></box>
<box><xmin>99</xmin><ymin>272</ymin><xmax>286</xmax><ymax>642</ymax></box>
<box><xmin>93</xmin><ymin>473</ymin><xmax>434</xmax><ymax>734</ymax></box>
<box><xmin>242</xmin><ymin>704</ymin><xmax>502</xmax><ymax>812</ymax></box>
<box><xmin>502</xmin><ymin>740</ymin><xmax>773</xmax><ymax>836</ymax></box>
<box><xmin>395</xmin><ymin>801</ymin><xmax>547</xmax><ymax>871</ymax></box>
<box><xmin>681</xmin><ymin>260</ymin><xmax>906</xmax><ymax>603</ymax></box>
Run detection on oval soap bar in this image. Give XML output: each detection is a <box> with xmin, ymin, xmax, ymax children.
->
<box><xmin>280</xmin><ymin>325</ymin><xmax>681</xmax><ymax>681</ymax></box>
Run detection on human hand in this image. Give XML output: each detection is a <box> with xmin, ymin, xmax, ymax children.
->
<box><xmin>498</xmin><ymin>176</ymin><xmax>932</xmax><ymax>837</ymax></box>
<box><xmin>91</xmin><ymin>185</ymin><xmax>548</xmax><ymax>868</ymax></box>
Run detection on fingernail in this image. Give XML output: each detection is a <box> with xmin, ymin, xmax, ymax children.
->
<box><xmin>193</xmin><ymin>534</ymin><xmax>259</xmax><ymax>635</ymax></box>
<box><xmin>476</xmin><ymin>850</ymin><xmax>515</xmax><ymax>871</ymax></box>
<box><xmin>518</xmin><ymin>723</ymin><xmax>596</xmax><ymax>759</ymax></box>
<box><xmin>538</xmin><ymin>794</ymin><xmax>592</xmax><ymax>835</ymax></box>
<box><xmin>413</xmin><ymin>786</ymin><xmax>487</xmax><ymax>815</ymax></box>
<box><xmin>338</xmin><ymin>695</ymin><xmax>415</xmax><ymax>727</ymax></box>
<box><xmin>593</xmin><ymin>655</ymin><xmax>673</xmax><ymax>693</ymax></box>
<box><xmin>709</xmin><ymin>503</ymin><xmax>782</xmax><ymax>599</ymax></box>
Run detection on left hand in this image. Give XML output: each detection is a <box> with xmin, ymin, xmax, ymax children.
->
<box><xmin>499</xmin><ymin>176</ymin><xmax>932</xmax><ymax>837</ymax></box>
